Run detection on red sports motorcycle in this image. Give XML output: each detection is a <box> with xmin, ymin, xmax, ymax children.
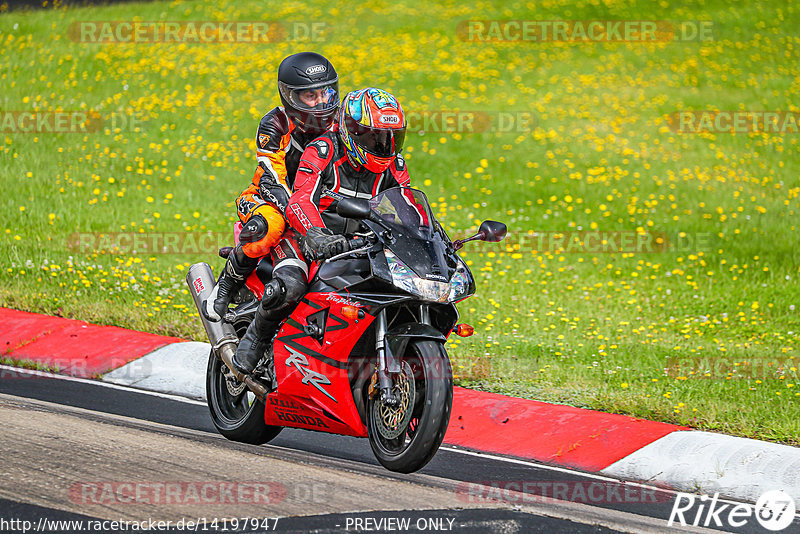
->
<box><xmin>187</xmin><ymin>187</ymin><xmax>506</xmax><ymax>473</ymax></box>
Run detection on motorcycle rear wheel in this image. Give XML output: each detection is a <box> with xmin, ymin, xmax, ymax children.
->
<box><xmin>206</xmin><ymin>348</ymin><xmax>282</xmax><ymax>445</ymax></box>
<box><xmin>367</xmin><ymin>340</ymin><xmax>453</xmax><ymax>473</ymax></box>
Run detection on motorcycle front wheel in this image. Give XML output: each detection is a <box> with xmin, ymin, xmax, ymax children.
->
<box><xmin>367</xmin><ymin>340</ymin><xmax>453</xmax><ymax>473</ymax></box>
<box><xmin>206</xmin><ymin>348</ymin><xmax>282</xmax><ymax>445</ymax></box>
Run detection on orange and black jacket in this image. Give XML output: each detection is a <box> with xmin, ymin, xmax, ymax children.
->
<box><xmin>250</xmin><ymin>106</ymin><xmax>318</xmax><ymax>214</ymax></box>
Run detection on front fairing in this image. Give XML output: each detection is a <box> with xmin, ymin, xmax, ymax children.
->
<box><xmin>314</xmin><ymin>188</ymin><xmax>476</xmax><ymax>303</ymax></box>
<box><xmin>364</xmin><ymin>188</ymin><xmax>476</xmax><ymax>303</ymax></box>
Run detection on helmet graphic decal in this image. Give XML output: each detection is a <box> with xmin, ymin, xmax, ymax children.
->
<box><xmin>368</xmin><ymin>88</ymin><xmax>398</xmax><ymax>109</ymax></box>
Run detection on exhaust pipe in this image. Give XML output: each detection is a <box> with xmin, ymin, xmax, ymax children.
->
<box><xmin>186</xmin><ymin>263</ymin><xmax>269</xmax><ymax>401</ymax></box>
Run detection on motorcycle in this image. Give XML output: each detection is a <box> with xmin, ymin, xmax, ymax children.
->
<box><xmin>187</xmin><ymin>187</ymin><xmax>506</xmax><ymax>473</ymax></box>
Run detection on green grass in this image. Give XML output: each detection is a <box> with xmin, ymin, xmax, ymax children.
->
<box><xmin>1</xmin><ymin>0</ymin><xmax>799</xmax><ymax>444</ymax></box>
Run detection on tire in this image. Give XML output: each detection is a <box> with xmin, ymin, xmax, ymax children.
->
<box><xmin>367</xmin><ymin>340</ymin><xmax>453</xmax><ymax>473</ymax></box>
<box><xmin>206</xmin><ymin>348</ymin><xmax>282</xmax><ymax>444</ymax></box>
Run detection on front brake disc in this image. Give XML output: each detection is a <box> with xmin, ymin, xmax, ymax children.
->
<box><xmin>372</xmin><ymin>361</ymin><xmax>416</xmax><ymax>440</ymax></box>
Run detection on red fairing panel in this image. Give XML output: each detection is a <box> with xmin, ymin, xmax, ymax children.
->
<box><xmin>264</xmin><ymin>292</ymin><xmax>374</xmax><ymax>436</ymax></box>
<box><xmin>245</xmin><ymin>271</ymin><xmax>265</xmax><ymax>300</ymax></box>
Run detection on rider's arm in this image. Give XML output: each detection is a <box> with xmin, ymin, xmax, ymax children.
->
<box><xmin>253</xmin><ymin>109</ymin><xmax>293</xmax><ymax>211</ymax></box>
<box><xmin>285</xmin><ymin>137</ymin><xmax>335</xmax><ymax>236</ymax></box>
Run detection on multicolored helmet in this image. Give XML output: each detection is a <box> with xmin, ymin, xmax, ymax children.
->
<box><xmin>339</xmin><ymin>88</ymin><xmax>407</xmax><ymax>173</ymax></box>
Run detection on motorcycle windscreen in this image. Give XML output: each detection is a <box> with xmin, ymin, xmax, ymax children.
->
<box><xmin>386</xmin><ymin>235</ymin><xmax>456</xmax><ymax>283</ymax></box>
<box><xmin>369</xmin><ymin>187</ymin><xmax>435</xmax><ymax>240</ymax></box>
<box><xmin>366</xmin><ymin>187</ymin><xmax>456</xmax><ymax>281</ymax></box>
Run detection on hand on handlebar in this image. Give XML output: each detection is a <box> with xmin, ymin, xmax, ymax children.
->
<box><xmin>319</xmin><ymin>236</ymin><xmax>370</xmax><ymax>261</ymax></box>
<box><xmin>301</xmin><ymin>228</ymin><xmax>371</xmax><ymax>261</ymax></box>
<box><xmin>301</xmin><ymin>227</ymin><xmax>348</xmax><ymax>261</ymax></box>
<box><xmin>320</xmin><ymin>236</ymin><xmax>372</xmax><ymax>261</ymax></box>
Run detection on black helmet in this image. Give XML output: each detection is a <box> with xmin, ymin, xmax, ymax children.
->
<box><xmin>278</xmin><ymin>52</ymin><xmax>339</xmax><ymax>135</ymax></box>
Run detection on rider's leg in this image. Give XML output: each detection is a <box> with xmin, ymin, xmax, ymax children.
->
<box><xmin>232</xmin><ymin>265</ymin><xmax>307</xmax><ymax>374</ymax></box>
<box><xmin>232</xmin><ymin>233</ymin><xmax>308</xmax><ymax>375</ymax></box>
<box><xmin>203</xmin><ymin>201</ymin><xmax>285</xmax><ymax>322</ymax></box>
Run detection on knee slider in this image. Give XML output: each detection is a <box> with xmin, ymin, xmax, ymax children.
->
<box><xmin>260</xmin><ymin>266</ymin><xmax>307</xmax><ymax>320</ymax></box>
<box><xmin>241</xmin><ymin>210</ymin><xmax>285</xmax><ymax>259</ymax></box>
<box><xmin>240</xmin><ymin>215</ymin><xmax>269</xmax><ymax>244</ymax></box>
<box><xmin>241</xmin><ymin>215</ymin><xmax>280</xmax><ymax>258</ymax></box>
<box><xmin>260</xmin><ymin>278</ymin><xmax>285</xmax><ymax>309</ymax></box>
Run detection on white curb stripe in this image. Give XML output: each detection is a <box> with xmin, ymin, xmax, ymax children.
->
<box><xmin>103</xmin><ymin>341</ymin><xmax>210</xmax><ymax>401</ymax></box>
<box><xmin>601</xmin><ymin>430</ymin><xmax>800</xmax><ymax>503</ymax></box>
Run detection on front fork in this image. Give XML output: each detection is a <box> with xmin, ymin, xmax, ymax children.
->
<box><xmin>373</xmin><ymin>305</ymin><xmax>431</xmax><ymax>406</ymax></box>
<box><xmin>374</xmin><ymin>310</ymin><xmax>398</xmax><ymax>405</ymax></box>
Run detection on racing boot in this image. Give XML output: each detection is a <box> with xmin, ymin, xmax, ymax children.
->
<box><xmin>231</xmin><ymin>277</ymin><xmax>285</xmax><ymax>375</ymax></box>
<box><xmin>202</xmin><ymin>245</ymin><xmax>257</xmax><ymax>322</ymax></box>
<box><xmin>232</xmin><ymin>307</ymin><xmax>280</xmax><ymax>375</ymax></box>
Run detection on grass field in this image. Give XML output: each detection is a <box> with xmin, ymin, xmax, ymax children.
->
<box><xmin>1</xmin><ymin>0</ymin><xmax>799</xmax><ymax>443</ymax></box>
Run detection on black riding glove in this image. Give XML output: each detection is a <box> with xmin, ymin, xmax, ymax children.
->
<box><xmin>301</xmin><ymin>227</ymin><xmax>348</xmax><ymax>260</ymax></box>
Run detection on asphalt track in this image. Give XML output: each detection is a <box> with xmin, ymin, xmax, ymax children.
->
<box><xmin>1</xmin><ymin>367</ymin><xmax>797</xmax><ymax>534</ymax></box>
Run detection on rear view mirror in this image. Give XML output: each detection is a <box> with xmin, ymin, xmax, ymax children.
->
<box><xmin>452</xmin><ymin>220</ymin><xmax>508</xmax><ymax>250</ymax></box>
<box><xmin>336</xmin><ymin>197</ymin><xmax>372</xmax><ymax>220</ymax></box>
<box><xmin>479</xmin><ymin>220</ymin><xmax>507</xmax><ymax>242</ymax></box>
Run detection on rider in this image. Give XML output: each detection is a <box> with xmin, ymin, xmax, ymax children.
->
<box><xmin>203</xmin><ymin>51</ymin><xmax>340</xmax><ymax>322</ymax></box>
<box><xmin>232</xmin><ymin>87</ymin><xmax>410</xmax><ymax>374</ymax></box>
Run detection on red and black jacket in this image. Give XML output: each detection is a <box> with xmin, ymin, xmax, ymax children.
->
<box><xmin>286</xmin><ymin>126</ymin><xmax>410</xmax><ymax>236</ymax></box>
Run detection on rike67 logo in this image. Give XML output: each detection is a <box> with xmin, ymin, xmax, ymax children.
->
<box><xmin>668</xmin><ymin>490</ymin><xmax>797</xmax><ymax>531</ymax></box>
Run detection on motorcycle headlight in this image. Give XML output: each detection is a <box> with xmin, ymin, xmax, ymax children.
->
<box><xmin>385</xmin><ymin>250</ymin><xmax>450</xmax><ymax>303</ymax></box>
<box><xmin>448</xmin><ymin>257</ymin><xmax>474</xmax><ymax>302</ymax></box>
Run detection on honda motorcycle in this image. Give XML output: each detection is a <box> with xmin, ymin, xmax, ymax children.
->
<box><xmin>187</xmin><ymin>187</ymin><xmax>506</xmax><ymax>473</ymax></box>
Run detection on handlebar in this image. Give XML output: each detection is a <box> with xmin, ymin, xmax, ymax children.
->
<box><xmin>348</xmin><ymin>236</ymin><xmax>369</xmax><ymax>251</ymax></box>
<box><xmin>318</xmin><ymin>235</ymin><xmax>372</xmax><ymax>263</ymax></box>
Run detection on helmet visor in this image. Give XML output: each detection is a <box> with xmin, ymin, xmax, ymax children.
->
<box><xmin>344</xmin><ymin>114</ymin><xmax>406</xmax><ymax>158</ymax></box>
<box><xmin>279</xmin><ymin>81</ymin><xmax>339</xmax><ymax>113</ymax></box>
